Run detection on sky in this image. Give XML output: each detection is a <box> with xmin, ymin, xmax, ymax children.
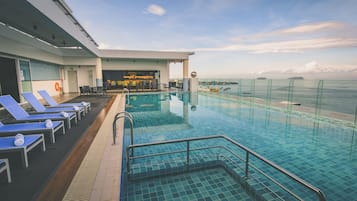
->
<box><xmin>66</xmin><ymin>0</ymin><xmax>357</xmax><ymax>79</ymax></box>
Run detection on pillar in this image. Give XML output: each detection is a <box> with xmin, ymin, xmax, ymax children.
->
<box><xmin>183</xmin><ymin>59</ymin><xmax>189</xmax><ymax>91</ymax></box>
<box><xmin>189</xmin><ymin>77</ymin><xmax>198</xmax><ymax>92</ymax></box>
<box><xmin>182</xmin><ymin>93</ymin><xmax>189</xmax><ymax>123</ymax></box>
<box><xmin>96</xmin><ymin>58</ymin><xmax>103</xmax><ymax>87</ymax></box>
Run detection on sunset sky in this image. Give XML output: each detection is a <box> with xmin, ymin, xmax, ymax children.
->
<box><xmin>66</xmin><ymin>0</ymin><xmax>357</xmax><ymax>79</ymax></box>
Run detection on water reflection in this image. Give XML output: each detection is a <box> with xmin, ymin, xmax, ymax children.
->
<box><xmin>125</xmin><ymin>92</ymin><xmax>199</xmax><ymax>129</ymax></box>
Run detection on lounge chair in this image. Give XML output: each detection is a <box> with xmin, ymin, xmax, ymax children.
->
<box><xmin>0</xmin><ymin>121</ymin><xmax>65</xmax><ymax>144</ymax></box>
<box><xmin>22</xmin><ymin>92</ymin><xmax>85</xmax><ymax>121</ymax></box>
<box><xmin>0</xmin><ymin>158</ymin><xmax>11</xmax><ymax>183</ymax></box>
<box><xmin>0</xmin><ymin>95</ymin><xmax>76</xmax><ymax>129</ymax></box>
<box><xmin>0</xmin><ymin>134</ymin><xmax>45</xmax><ymax>168</ymax></box>
<box><xmin>37</xmin><ymin>90</ymin><xmax>91</xmax><ymax>113</ymax></box>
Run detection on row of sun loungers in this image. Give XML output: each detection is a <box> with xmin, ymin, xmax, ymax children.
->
<box><xmin>0</xmin><ymin>90</ymin><xmax>91</xmax><ymax>183</ymax></box>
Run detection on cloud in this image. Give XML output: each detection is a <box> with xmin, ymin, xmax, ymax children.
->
<box><xmin>194</xmin><ymin>37</ymin><xmax>357</xmax><ymax>53</ymax></box>
<box><xmin>98</xmin><ymin>42</ymin><xmax>123</xmax><ymax>49</ymax></box>
<box><xmin>98</xmin><ymin>42</ymin><xmax>110</xmax><ymax>49</ymax></box>
<box><xmin>191</xmin><ymin>21</ymin><xmax>357</xmax><ymax>53</ymax></box>
<box><xmin>147</xmin><ymin>4</ymin><xmax>166</xmax><ymax>16</ymax></box>
<box><xmin>280</xmin><ymin>22</ymin><xmax>344</xmax><ymax>34</ymax></box>
<box><xmin>257</xmin><ymin>61</ymin><xmax>357</xmax><ymax>75</ymax></box>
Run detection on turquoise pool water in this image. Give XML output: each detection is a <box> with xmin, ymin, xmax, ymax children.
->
<box><xmin>121</xmin><ymin>92</ymin><xmax>357</xmax><ymax>201</ymax></box>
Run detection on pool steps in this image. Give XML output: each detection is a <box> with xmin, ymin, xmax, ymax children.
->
<box><xmin>125</xmin><ymin>135</ymin><xmax>327</xmax><ymax>201</ymax></box>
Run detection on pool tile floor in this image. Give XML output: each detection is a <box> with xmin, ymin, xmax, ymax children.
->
<box><xmin>123</xmin><ymin>167</ymin><xmax>254</xmax><ymax>201</ymax></box>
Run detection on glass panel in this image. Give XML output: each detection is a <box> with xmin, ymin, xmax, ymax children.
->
<box><xmin>199</xmin><ymin>79</ymin><xmax>357</xmax><ymax>123</ymax></box>
<box><xmin>30</xmin><ymin>60</ymin><xmax>60</xmax><ymax>80</ymax></box>
<box><xmin>20</xmin><ymin>60</ymin><xmax>32</xmax><ymax>92</ymax></box>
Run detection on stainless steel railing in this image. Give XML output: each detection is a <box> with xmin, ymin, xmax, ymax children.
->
<box><xmin>123</xmin><ymin>88</ymin><xmax>130</xmax><ymax>105</ymax></box>
<box><xmin>126</xmin><ymin>135</ymin><xmax>326</xmax><ymax>201</ymax></box>
<box><xmin>113</xmin><ymin>111</ymin><xmax>133</xmax><ymax>145</ymax></box>
<box><xmin>123</xmin><ymin>88</ymin><xmax>130</xmax><ymax>94</ymax></box>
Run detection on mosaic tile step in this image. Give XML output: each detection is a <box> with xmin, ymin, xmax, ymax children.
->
<box><xmin>122</xmin><ymin>167</ymin><xmax>256</xmax><ymax>201</ymax></box>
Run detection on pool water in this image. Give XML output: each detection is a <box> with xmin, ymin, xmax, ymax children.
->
<box><xmin>121</xmin><ymin>92</ymin><xmax>357</xmax><ymax>201</ymax></box>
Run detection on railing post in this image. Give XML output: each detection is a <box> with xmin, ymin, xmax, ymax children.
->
<box><xmin>126</xmin><ymin>147</ymin><xmax>130</xmax><ymax>175</ymax></box>
<box><xmin>186</xmin><ymin>141</ymin><xmax>190</xmax><ymax>170</ymax></box>
<box><xmin>355</xmin><ymin>106</ymin><xmax>357</xmax><ymax>126</ymax></box>
<box><xmin>245</xmin><ymin>152</ymin><xmax>249</xmax><ymax>178</ymax></box>
<box><xmin>112</xmin><ymin>118</ymin><xmax>117</xmax><ymax>145</ymax></box>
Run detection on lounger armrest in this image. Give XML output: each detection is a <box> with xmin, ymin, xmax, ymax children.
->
<box><xmin>28</xmin><ymin>111</ymin><xmax>56</xmax><ymax>115</ymax></box>
<box><xmin>1</xmin><ymin>119</ymin><xmax>21</xmax><ymax>124</ymax></box>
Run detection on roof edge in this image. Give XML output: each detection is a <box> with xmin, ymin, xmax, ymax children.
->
<box><xmin>99</xmin><ymin>49</ymin><xmax>194</xmax><ymax>60</ymax></box>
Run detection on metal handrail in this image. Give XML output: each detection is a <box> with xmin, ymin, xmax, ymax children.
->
<box><xmin>113</xmin><ymin>111</ymin><xmax>133</xmax><ymax>145</ymax></box>
<box><xmin>123</xmin><ymin>88</ymin><xmax>129</xmax><ymax>94</ymax></box>
<box><xmin>115</xmin><ymin>111</ymin><xmax>133</xmax><ymax>120</ymax></box>
<box><xmin>123</xmin><ymin>88</ymin><xmax>130</xmax><ymax>105</ymax></box>
<box><xmin>126</xmin><ymin>135</ymin><xmax>326</xmax><ymax>201</ymax></box>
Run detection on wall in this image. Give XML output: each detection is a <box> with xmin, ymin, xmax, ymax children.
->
<box><xmin>62</xmin><ymin>57</ymin><xmax>97</xmax><ymax>66</ymax></box>
<box><xmin>31</xmin><ymin>80</ymin><xmax>62</xmax><ymax>99</ymax></box>
<box><xmin>62</xmin><ymin>66</ymin><xmax>96</xmax><ymax>93</ymax></box>
<box><xmin>102</xmin><ymin>59</ymin><xmax>170</xmax><ymax>88</ymax></box>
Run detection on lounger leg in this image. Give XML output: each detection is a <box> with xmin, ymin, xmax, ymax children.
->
<box><xmin>22</xmin><ymin>148</ymin><xmax>28</xmax><ymax>168</ymax></box>
<box><xmin>41</xmin><ymin>136</ymin><xmax>46</xmax><ymax>152</ymax></box>
<box><xmin>77</xmin><ymin>111</ymin><xmax>81</xmax><ymax>121</ymax></box>
<box><xmin>4</xmin><ymin>159</ymin><xmax>11</xmax><ymax>183</ymax></box>
<box><xmin>67</xmin><ymin>118</ymin><xmax>71</xmax><ymax>129</ymax></box>
<box><xmin>62</xmin><ymin>124</ymin><xmax>65</xmax><ymax>135</ymax></box>
<box><xmin>50</xmin><ymin>129</ymin><xmax>55</xmax><ymax>144</ymax></box>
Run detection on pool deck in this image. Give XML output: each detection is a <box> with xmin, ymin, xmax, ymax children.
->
<box><xmin>16</xmin><ymin>92</ymin><xmax>126</xmax><ymax>201</ymax></box>
<box><xmin>62</xmin><ymin>94</ymin><xmax>125</xmax><ymax>201</ymax></box>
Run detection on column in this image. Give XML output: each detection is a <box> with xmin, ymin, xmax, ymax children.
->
<box><xmin>96</xmin><ymin>58</ymin><xmax>103</xmax><ymax>87</ymax></box>
<box><xmin>183</xmin><ymin>59</ymin><xmax>189</xmax><ymax>91</ymax></box>
<box><xmin>182</xmin><ymin>93</ymin><xmax>189</xmax><ymax>123</ymax></box>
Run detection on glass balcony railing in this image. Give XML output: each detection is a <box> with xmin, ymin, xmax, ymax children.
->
<box><xmin>199</xmin><ymin>79</ymin><xmax>357</xmax><ymax>125</ymax></box>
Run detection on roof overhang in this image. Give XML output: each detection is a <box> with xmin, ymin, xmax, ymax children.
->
<box><xmin>100</xmin><ymin>49</ymin><xmax>194</xmax><ymax>62</ymax></box>
<box><xmin>0</xmin><ymin>1</ymin><xmax>195</xmax><ymax>62</ymax></box>
<box><xmin>0</xmin><ymin>0</ymin><xmax>99</xmax><ymax>57</ymax></box>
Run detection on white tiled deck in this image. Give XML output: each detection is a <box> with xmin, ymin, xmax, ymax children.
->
<box><xmin>63</xmin><ymin>94</ymin><xmax>125</xmax><ymax>201</ymax></box>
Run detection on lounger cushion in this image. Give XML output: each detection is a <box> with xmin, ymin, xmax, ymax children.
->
<box><xmin>0</xmin><ymin>135</ymin><xmax>41</xmax><ymax>149</ymax></box>
<box><xmin>0</xmin><ymin>121</ymin><xmax>62</xmax><ymax>132</ymax></box>
<box><xmin>22</xmin><ymin>92</ymin><xmax>83</xmax><ymax>113</ymax></box>
<box><xmin>0</xmin><ymin>95</ymin><xmax>76</xmax><ymax>120</ymax></box>
<box><xmin>38</xmin><ymin>90</ymin><xmax>91</xmax><ymax>108</ymax></box>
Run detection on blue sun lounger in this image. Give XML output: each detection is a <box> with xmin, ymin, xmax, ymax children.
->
<box><xmin>0</xmin><ymin>95</ymin><xmax>76</xmax><ymax>129</ymax></box>
<box><xmin>22</xmin><ymin>92</ymin><xmax>85</xmax><ymax>121</ymax></box>
<box><xmin>38</xmin><ymin>90</ymin><xmax>91</xmax><ymax>113</ymax></box>
<box><xmin>0</xmin><ymin>121</ymin><xmax>65</xmax><ymax>144</ymax></box>
<box><xmin>0</xmin><ymin>134</ymin><xmax>45</xmax><ymax>168</ymax></box>
<box><xmin>0</xmin><ymin>158</ymin><xmax>11</xmax><ymax>183</ymax></box>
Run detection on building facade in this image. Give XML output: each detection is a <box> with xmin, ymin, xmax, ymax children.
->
<box><xmin>0</xmin><ymin>0</ymin><xmax>193</xmax><ymax>102</ymax></box>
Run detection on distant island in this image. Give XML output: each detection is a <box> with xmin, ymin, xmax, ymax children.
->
<box><xmin>288</xmin><ymin>76</ymin><xmax>304</xmax><ymax>80</ymax></box>
<box><xmin>256</xmin><ymin>77</ymin><xmax>267</xmax><ymax>80</ymax></box>
<box><xmin>199</xmin><ymin>81</ymin><xmax>239</xmax><ymax>85</ymax></box>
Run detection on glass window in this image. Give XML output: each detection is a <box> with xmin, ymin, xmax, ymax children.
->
<box><xmin>30</xmin><ymin>60</ymin><xmax>60</xmax><ymax>80</ymax></box>
<box><xmin>20</xmin><ymin>60</ymin><xmax>32</xmax><ymax>92</ymax></box>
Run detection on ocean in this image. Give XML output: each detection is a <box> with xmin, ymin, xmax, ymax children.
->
<box><xmin>199</xmin><ymin>79</ymin><xmax>357</xmax><ymax>123</ymax></box>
